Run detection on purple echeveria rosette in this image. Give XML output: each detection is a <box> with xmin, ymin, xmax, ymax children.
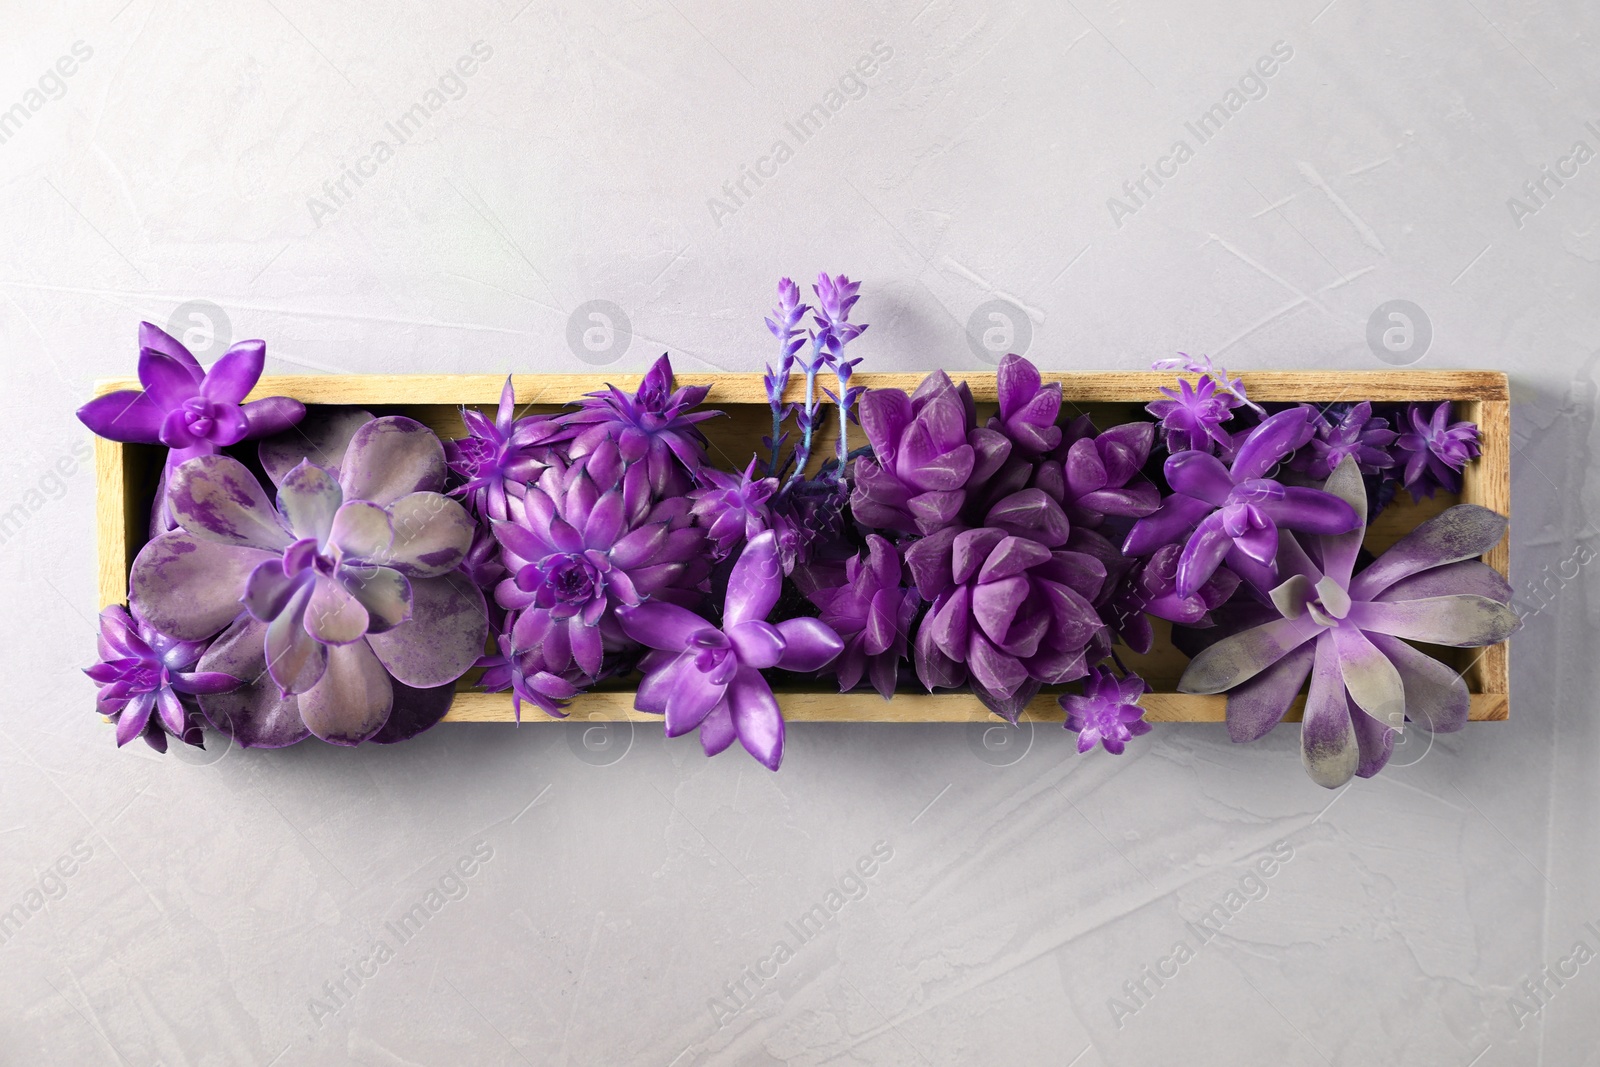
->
<box><xmin>129</xmin><ymin>414</ymin><xmax>487</xmax><ymax>747</ymax></box>
<box><xmin>1178</xmin><ymin>456</ymin><xmax>1519</xmax><ymax>787</ymax></box>
<box><xmin>76</xmin><ymin>322</ymin><xmax>307</xmax><ymax>535</ymax></box>
<box><xmin>802</xmin><ymin>534</ymin><xmax>920</xmax><ymax>700</ymax></box>
<box><xmin>562</xmin><ymin>353</ymin><xmax>720</xmax><ymax>499</ymax></box>
<box><xmin>86</xmin><ymin>605</ymin><xmax>240</xmax><ymax>751</ymax></box>
<box><xmin>616</xmin><ymin>531</ymin><xmax>842</xmax><ymax>770</ymax></box>
<box><xmin>1061</xmin><ymin>667</ymin><xmax>1151</xmax><ymax>755</ymax></box>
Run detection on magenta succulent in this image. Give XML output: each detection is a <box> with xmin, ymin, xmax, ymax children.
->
<box><xmin>130</xmin><ymin>415</ymin><xmax>486</xmax><ymax>747</ymax></box>
<box><xmin>616</xmin><ymin>531</ymin><xmax>843</xmax><ymax>770</ymax></box>
<box><xmin>1038</xmin><ymin>416</ymin><xmax>1161</xmax><ymax>528</ymax></box>
<box><xmin>1124</xmin><ymin>409</ymin><xmax>1356</xmax><ymax>597</ymax></box>
<box><xmin>492</xmin><ymin>442</ymin><xmax>709</xmax><ymax>680</ymax></box>
<box><xmin>1146</xmin><ymin>374</ymin><xmax>1240</xmax><ymax>455</ymax></box>
<box><xmin>446</xmin><ymin>375</ymin><xmax>566</xmax><ymax>521</ymax></box>
<box><xmin>562</xmin><ymin>353</ymin><xmax>720</xmax><ymax>497</ymax></box>
<box><xmin>1061</xmin><ymin>667</ymin><xmax>1150</xmax><ymax>754</ymax></box>
<box><xmin>1103</xmin><ymin>543</ymin><xmax>1240</xmax><ymax>655</ymax></box>
<box><xmin>86</xmin><ymin>605</ymin><xmax>240</xmax><ymax>750</ymax></box>
<box><xmin>1179</xmin><ymin>458</ymin><xmax>1519</xmax><ymax>787</ymax></box>
<box><xmin>802</xmin><ymin>535</ymin><xmax>919</xmax><ymax>699</ymax></box>
<box><xmin>475</xmin><ymin>632</ymin><xmax>582</xmax><ymax>722</ymax></box>
<box><xmin>851</xmin><ymin>371</ymin><xmax>1010</xmax><ymax>536</ymax></box>
<box><xmin>1394</xmin><ymin>401</ymin><xmax>1480</xmax><ymax>500</ymax></box>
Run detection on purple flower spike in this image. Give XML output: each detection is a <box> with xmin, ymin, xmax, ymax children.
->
<box><xmin>1394</xmin><ymin>401</ymin><xmax>1480</xmax><ymax>500</ymax></box>
<box><xmin>617</xmin><ymin>531</ymin><xmax>843</xmax><ymax>770</ymax></box>
<box><xmin>804</xmin><ymin>535</ymin><xmax>920</xmax><ymax>699</ymax></box>
<box><xmin>852</xmin><ymin>371</ymin><xmax>1011</xmax><ymax>536</ymax></box>
<box><xmin>562</xmin><ymin>354</ymin><xmax>722</xmax><ymax>497</ymax></box>
<box><xmin>131</xmin><ymin>415</ymin><xmax>486</xmax><ymax>748</ymax></box>
<box><xmin>86</xmin><ymin>605</ymin><xmax>240</xmax><ymax>750</ymax></box>
<box><xmin>1179</xmin><ymin>457</ymin><xmax>1519</xmax><ymax>787</ymax></box>
<box><xmin>690</xmin><ymin>456</ymin><xmax>779</xmax><ymax>560</ymax></box>
<box><xmin>812</xmin><ymin>273</ymin><xmax>866</xmax><ymax>346</ymax></box>
<box><xmin>446</xmin><ymin>376</ymin><xmax>566</xmax><ymax>521</ymax></box>
<box><xmin>1292</xmin><ymin>402</ymin><xmax>1396</xmax><ymax>481</ymax></box>
<box><xmin>1061</xmin><ymin>667</ymin><xmax>1150</xmax><ymax>754</ymax></box>
<box><xmin>493</xmin><ymin>444</ymin><xmax>709</xmax><ymax>681</ymax></box>
<box><xmin>990</xmin><ymin>354</ymin><xmax>1062</xmax><ymax>455</ymax></box>
<box><xmin>1124</xmin><ymin>408</ymin><xmax>1354</xmax><ymax>597</ymax></box>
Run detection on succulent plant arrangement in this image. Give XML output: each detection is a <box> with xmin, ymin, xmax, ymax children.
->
<box><xmin>81</xmin><ymin>284</ymin><xmax>1512</xmax><ymax>783</ymax></box>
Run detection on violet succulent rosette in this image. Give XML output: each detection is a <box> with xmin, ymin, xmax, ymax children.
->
<box><xmin>86</xmin><ymin>605</ymin><xmax>240</xmax><ymax>751</ymax></box>
<box><xmin>1178</xmin><ymin>457</ymin><xmax>1519</xmax><ymax>787</ymax></box>
<box><xmin>445</xmin><ymin>374</ymin><xmax>567</xmax><ymax>521</ymax></box>
<box><xmin>128</xmin><ymin>414</ymin><xmax>487</xmax><ymax>747</ymax></box>
<box><xmin>801</xmin><ymin>534</ymin><xmax>920</xmax><ymax>699</ymax></box>
<box><xmin>562</xmin><ymin>353</ymin><xmax>720</xmax><ymax>498</ymax></box>
<box><xmin>76</xmin><ymin>322</ymin><xmax>306</xmax><ymax>534</ymax></box>
<box><xmin>616</xmin><ymin>531</ymin><xmax>843</xmax><ymax>769</ymax></box>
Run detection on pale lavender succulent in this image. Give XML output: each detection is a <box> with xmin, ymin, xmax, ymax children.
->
<box><xmin>130</xmin><ymin>415</ymin><xmax>486</xmax><ymax>747</ymax></box>
<box><xmin>1179</xmin><ymin>457</ymin><xmax>1519</xmax><ymax>787</ymax></box>
<box><xmin>616</xmin><ymin>531</ymin><xmax>843</xmax><ymax>770</ymax></box>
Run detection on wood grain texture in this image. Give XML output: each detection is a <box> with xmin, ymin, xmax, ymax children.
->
<box><xmin>92</xmin><ymin>369</ymin><xmax>1514</xmax><ymax>724</ymax></box>
<box><xmin>95</xmin><ymin>369</ymin><xmax>1512</xmax><ymax>405</ymax></box>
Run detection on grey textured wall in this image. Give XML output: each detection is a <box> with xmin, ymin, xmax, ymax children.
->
<box><xmin>1</xmin><ymin>0</ymin><xmax>1596</xmax><ymax>1064</ymax></box>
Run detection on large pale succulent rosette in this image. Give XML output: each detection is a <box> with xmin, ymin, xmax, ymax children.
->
<box><xmin>1179</xmin><ymin>457</ymin><xmax>1519</xmax><ymax>787</ymax></box>
<box><xmin>129</xmin><ymin>413</ymin><xmax>487</xmax><ymax>747</ymax></box>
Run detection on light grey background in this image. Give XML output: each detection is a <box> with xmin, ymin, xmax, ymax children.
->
<box><xmin>0</xmin><ymin>0</ymin><xmax>1595</xmax><ymax>1063</ymax></box>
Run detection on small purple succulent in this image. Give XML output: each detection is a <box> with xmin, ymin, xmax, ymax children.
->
<box><xmin>475</xmin><ymin>631</ymin><xmax>582</xmax><ymax>722</ymax></box>
<box><xmin>988</xmin><ymin>354</ymin><xmax>1063</xmax><ymax>455</ymax></box>
<box><xmin>616</xmin><ymin>531</ymin><xmax>843</xmax><ymax>770</ymax></box>
<box><xmin>1037</xmin><ymin>416</ymin><xmax>1161</xmax><ymax>528</ymax></box>
<box><xmin>1124</xmin><ymin>409</ymin><xmax>1356</xmax><ymax>597</ymax></box>
<box><xmin>689</xmin><ymin>457</ymin><xmax>779</xmax><ymax>560</ymax></box>
<box><xmin>1394</xmin><ymin>401</ymin><xmax>1480</xmax><ymax>500</ymax></box>
<box><xmin>1061</xmin><ymin>667</ymin><xmax>1151</xmax><ymax>754</ymax></box>
<box><xmin>851</xmin><ymin>371</ymin><xmax>1011</xmax><ymax>536</ymax></box>
<box><xmin>1291</xmin><ymin>402</ymin><xmax>1396</xmax><ymax>481</ymax></box>
<box><xmin>86</xmin><ymin>605</ymin><xmax>240</xmax><ymax>750</ymax></box>
<box><xmin>562</xmin><ymin>353</ymin><xmax>720</xmax><ymax>497</ymax></box>
<box><xmin>77</xmin><ymin>322</ymin><xmax>306</xmax><ymax>533</ymax></box>
<box><xmin>1146</xmin><ymin>373</ymin><xmax>1240</xmax><ymax>456</ymax></box>
<box><xmin>492</xmin><ymin>443</ymin><xmax>709</xmax><ymax>680</ymax></box>
<box><xmin>446</xmin><ymin>375</ymin><xmax>566</xmax><ymax>521</ymax></box>
<box><xmin>1103</xmin><ymin>543</ymin><xmax>1240</xmax><ymax>655</ymax></box>
<box><xmin>802</xmin><ymin>535</ymin><xmax>920</xmax><ymax>699</ymax></box>
<box><xmin>131</xmin><ymin>415</ymin><xmax>487</xmax><ymax>748</ymax></box>
<box><xmin>1179</xmin><ymin>457</ymin><xmax>1519</xmax><ymax>787</ymax></box>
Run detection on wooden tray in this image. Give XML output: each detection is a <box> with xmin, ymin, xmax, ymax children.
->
<box><xmin>93</xmin><ymin>370</ymin><xmax>1510</xmax><ymax>725</ymax></box>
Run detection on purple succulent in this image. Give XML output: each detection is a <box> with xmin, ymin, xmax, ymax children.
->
<box><xmin>77</xmin><ymin>322</ymin><xmax>306</xmax><ymax>533</ymax></box>
<box><xmin>1103</xmin><ymin>543</ymin><xmax>1240</xmax><ymax>655</ymax></box>
<box><xmin>689</xmin><ymin>457</ymin><xmax>779</xmax><ymax>560</ymax></box>
<box><xmin>562</xmin><ymin>353</ymin><xmax>720</xmax><ymax>497</ymax></box>
<box><xmin>852</xmin><ymin>371</ymin><xmax>1011</xmax><ymax>536</ymax></box>
<box><xmin>616</xmin><ymin>531</ymin><xmax>843</xmax><ymax>770</ymax></box>
<box><xmin>1394</xmin><ymin>401</ymin><xmax>1480</xmax><ymax>500</ymax></box>
<box><xmin>1036</xmin><ymin>416</ymin><xmax>1161</xmax><ymax>528</ymax></box>
<box><xmin>86</xmin><ymin>605</ymin><xmax>240</xmax><ymax>750</ymax></box>
<box><xmin>130</xmin><ymin>415</ymin><xmax>487</xmax><ymax>747</ymax></box>
<box><xmin>1146</xmin><ymin>374</ymin><xmax>1240</xmax><ymax>455</ymax></box>
<box><xmin>475</xmin><ymin>632</ymin><xmax>582</xmax><ymax>721</ymax></box>
<box><xmin>492</xmin><ymin>442</ymin><xmax>709</xmax><ymax>681</ymax></box>
<box><xmin>1124</xmin><ymin>409</ymin><xmax>1357</xmax><ymax>598</ymax></box>
<box><xmin>988</xmin><ymin>354</ymin><xmax>1062</xmax><ymax>455</ymax></box>
<box><xmin>1179</xmin><ymin>457</ymin><xmax>1519</xmax><ymax>787</ymax></box>
<box><xmin>1291</xmin><ymin>402</ymin><xmax>1396</xmax><ymax>480</ymax></box>
<box><xmin>907</xmin><ymin>510</ymin><xmax>1110</xmax><ymax>720</ymax></box>
<box><xmin>446</xmin><ymin>376</ymin><xmax>565</xmax><ymax>521</ymax></box>
<box><xmin>802</xmin><ymin>535</ymin><xmax>920</xmax><ymax>699</ymax></box>
<box><xmin>1061</xmin><ymin>667</ymin><xmax>1151</xmax><ymax>754</ymax></box>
